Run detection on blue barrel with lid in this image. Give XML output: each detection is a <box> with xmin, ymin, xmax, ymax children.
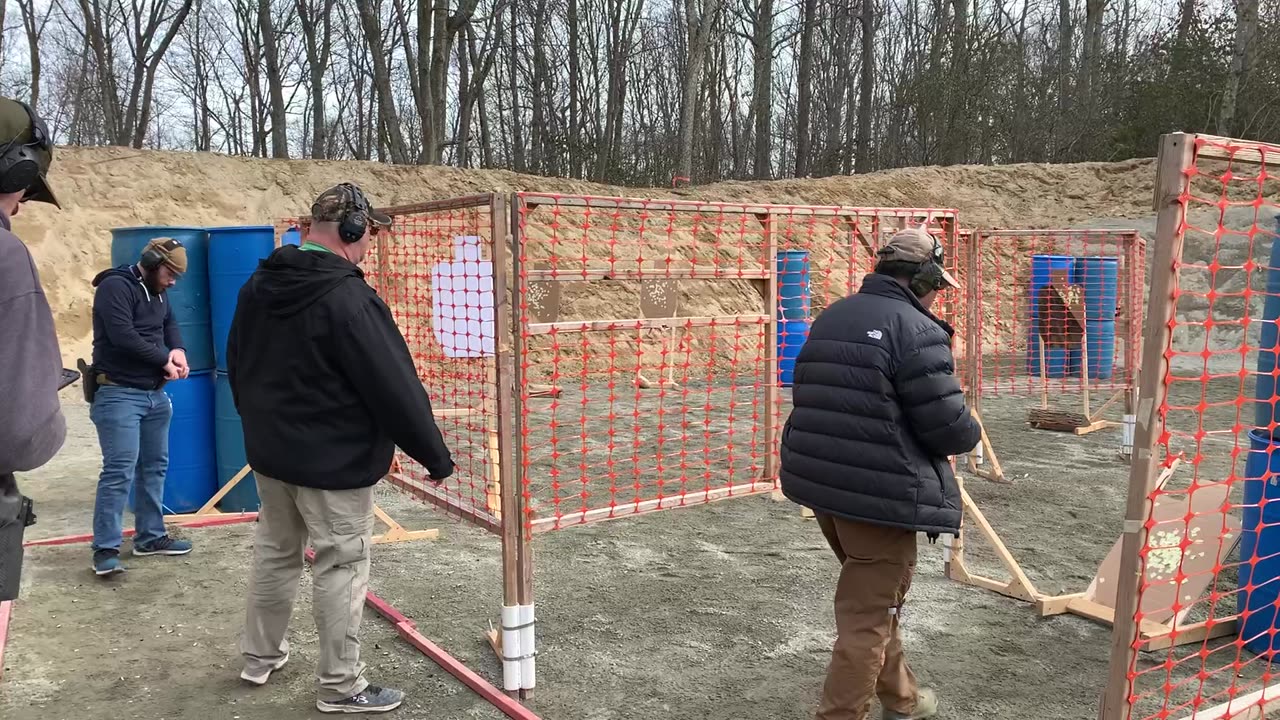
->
<box><xmin>207</xmin><ymin>225</ymin><xmax>275</xmax><ymax>371</ymax></box>
<box><xmin>776</xmin><ymin>250</ymin><xmax>811</xmax><ymax>320</ymax></box>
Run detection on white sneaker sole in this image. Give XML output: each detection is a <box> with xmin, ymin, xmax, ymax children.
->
<box><xmin>315</xmin><ymin>697</ymin><xmax>404</xmax><ymax>714</ymax></box>
<box><xmin>240</xmin><ymin>653</ymin><xmax>289</xmax><ymax>685</ymax></box>
<box><xmin>93</xmin><ymin>565</ymin><xmax>125</xmax><ymax>576</ymax></box>
<box><xmin>133</xmin><ymin>546</ymin><xmax>192</xmax><ymax>557</ymax></box>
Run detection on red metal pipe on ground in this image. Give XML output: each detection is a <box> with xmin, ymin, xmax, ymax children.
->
<box><xmin>23</xmin><ymin>512</ymin><xmax>259</xmax><ymax>547</ymax></box>
<box><xmin>303</xmin><ymin>549</ymin><xmax>541</xmax><ymax>720</ymax></box>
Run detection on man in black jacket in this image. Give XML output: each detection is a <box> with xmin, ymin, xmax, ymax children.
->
<box><xmin>89</xmin><ymin>236</ymin><xmax>193</xmax><ymax>577</ymax></box>
<box><xmin>227</xmin><ymin>183</ymin><xmax>453</xmax><ymax>714</ymax></box>
<box><xmin>780</xmin><ymin>227</ymin><xmax>981</xmax><ymax>720</ymax></box>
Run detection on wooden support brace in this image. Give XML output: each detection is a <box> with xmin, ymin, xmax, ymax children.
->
<box><xmin>372</xmin><ymin>504</ymin><xmax>440</xmax><ymax>545</ymax></box>
<box><xmin>948</xmin><ymin>477</ymin><xmax>1040</xmax><ymax>602</ymax></box>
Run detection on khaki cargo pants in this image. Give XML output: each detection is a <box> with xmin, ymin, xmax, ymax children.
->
<box><xmin>814</xmin><ymin>513</ymin><xmax>919</xmax><ymax>720</ymax></box>
<box><xmin>240</xmin><ymin>473</ymin><xmax>374</xmax><ymax>702</ymax></box>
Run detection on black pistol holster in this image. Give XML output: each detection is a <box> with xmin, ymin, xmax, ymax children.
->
<box><xmin>78</xmin><ymin>358</ymin><xmax>98</xmax><ymax>404</ymax></box>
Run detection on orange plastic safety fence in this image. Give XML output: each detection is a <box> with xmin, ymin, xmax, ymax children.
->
<box><xmin>1119</xmin><ymin>136</ymin><xmax>1280</xmax><ymax>720</ymax></box>
<box><xmin>969</xmin><ymin>229</ymin><xmax>1144</xmax><ymax>401</ymax></box>
<box><xmin>358</xmin><ymin>198</ymin><xmax>505</xmax><ymax>530</ymax></box>
<box><xmin>512</xmin><ymin>193</ymin><xmax>961</xmax><ymax>533</ymax></box>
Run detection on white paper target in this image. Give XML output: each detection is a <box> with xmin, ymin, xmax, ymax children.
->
<box><xmin>431</xmin><ymin>236</ymin><xmax>495</xmax><ymax>357</ymax></box>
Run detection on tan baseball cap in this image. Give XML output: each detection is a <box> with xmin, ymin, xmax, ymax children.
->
<box><xmin>878</xmin><ymin>227</ymin><xmax>960</xmax><ymax>290</ymax></box>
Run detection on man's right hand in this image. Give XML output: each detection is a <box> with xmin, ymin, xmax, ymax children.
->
<box><xmin>162</xmin><ymin>361</ymin><xmax>180</xmax><ymax>380</ymax></box>
<box><xmin>428</xmin><ymin>463</ymin><xmax>455</xmax><ymax>484</ymax></box>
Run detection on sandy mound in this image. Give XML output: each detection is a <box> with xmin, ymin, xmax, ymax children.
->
<box><xmin>13</xmin><ymin>146</ymin><xmax>1160</xmax><ymax>361</ymax></box>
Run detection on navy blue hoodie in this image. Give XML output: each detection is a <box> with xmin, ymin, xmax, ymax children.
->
<box><xmin>90</xmin><ymin>264</ymin><xmax>184</xmax><ymax>390</ymax></box>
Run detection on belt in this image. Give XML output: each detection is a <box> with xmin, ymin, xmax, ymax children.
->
<box><xmin>96</xmin><ymin>374</ymin><xmax>162</xmax><ymax>390</ymax></box>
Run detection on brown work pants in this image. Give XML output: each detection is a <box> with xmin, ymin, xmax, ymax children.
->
<box><xmin>815</xmin><ymin>513</ymin><xmax>919</xmax><ymax>720</ymax></box>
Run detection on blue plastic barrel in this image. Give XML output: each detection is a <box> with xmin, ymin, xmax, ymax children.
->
<box><xmin>778</xmin><ymin>320</ymin><xmax>810</xmax><ymax>386</ymax></box>
<box><xmin>1238</xmin><ymin>431</ymin><xmax>1280</xmax><ymax>657</ymax></box>
<box><xmin>1256</xmin><ymin>224</ymin><xmax>1280</xmax><ymax>436</ymax></box>
<box><xmin>283</xmin><ymin>227</ymin><xmax>302</xmax><ymax>246</ymax></box>
<box><xmin>1027</xmin><ymin>255</ymin><xmax>1077</xmax><ymax>375</ymax></box>
<box><xmin>776</xmin><ymin>251</ymin><xmax>811</xmax><ymax>320</ymax></box>
<box><xmin>213</xmin><ymin>371</ymin><xmax>259</xmax><ymax>511</ymax></box>
<box><xmin>1026</xmin><ymin>327</ymin><xmax>1072</xmax><ymax>378</ymax></box>
<box><xmin>110</xmin><ymin>227</ymin><xmax>214</xmax><ymax>371</ymax></box>
<box><xmin>1065</xmin><ymin>319</ymin><xmax>1117</xmax><ymax>380</ymax></box>
<box><xmin>127</xmin><ymin>370</ymin><xmax>217</xmax><ymax>515</ymax></box>
<box><xmin>208</xmin><ymin>226</ymin><xmax>275</xmax><ymax>371</ymax></box>
<box><xmin>1074</xmin><ymin>256</ymin><xmax>1120</xmax><ymax>320</ymax></box>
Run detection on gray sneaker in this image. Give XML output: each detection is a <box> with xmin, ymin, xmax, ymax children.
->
<box><xmin>316</xmin><ymin>685</ymin><xmax>404</xmax><ymax>714</ymax></box>
<box><xmin>884</xmin><ymin>688</ymin><xmax>939</xmax><ymax>720</ymax></box>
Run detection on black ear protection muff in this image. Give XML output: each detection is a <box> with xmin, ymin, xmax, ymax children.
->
<box><xmin>0</xmin><ymin>100</ymin><xmax>50</xmax><ymax>198</ymax></box>
<box><xmin>141</xmin><ymin>237</ymin><xmax>184</xmax><ymax>271</ymax></box>
<box><xmin>337</xmin><ymin>183</ymin><xmax>371</xmax><ymax>244</ymax></box>
<box><xmin>908</xmin><ymin>232</ymin><xmax>948</xmax><ymax>298</ymax></box>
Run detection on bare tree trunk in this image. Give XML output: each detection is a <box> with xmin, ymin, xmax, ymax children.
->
<box><xmin>854</xmin><ymin>0</ymin><xmax>875</xmax><ymax>173</ymax></box>
<box><xmin>1219</xmin><ymin>0</ymin><xmax>1257</xmax><ymax>135</ymax></box>
<box><xmin>259</xmin><ymin>0</ymin><xmax>289</xmax><ymax>158</ymax></box>
<box><xmin>794</xmin><ymin>0</ymin><xmax>816</xmax><ymax>176</ymax></box>
<box><xmin>354</xmin><ymin>0</ymin><xmax>410</xmax><ymax>163</ymax></box>
<box><xmin>748</xmin><ymin>0</ymin><xmax>773</xmax><ymax>179</ymax></box>
<box><xmin>676</xmin><ymin>0</ymin><xmax>722</xmax><ymax>180</ymax></box>
<box><xmin>568</xmin><ymin>0</ymin><xmax>581</xmax><ymax>177</ymax></box>
<box><xmin>297</xmin><ymin>0</ymin><xmax>334</xmax><ymax>158</ymax></box>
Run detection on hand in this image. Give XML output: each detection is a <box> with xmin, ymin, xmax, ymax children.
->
<box><xmin>168</xmin><ymin>349</ymin><xmax>190</xmax><ymax>379</ymax></box>
<box><xmin>427</xmin><ymin>463</ymin><xmax>455</xmax><ymax>484</ymax></box>
<box><xmin>162</xmin><ymin>361</ymin><xmax>180</xmax><ymax>380</ymax></box>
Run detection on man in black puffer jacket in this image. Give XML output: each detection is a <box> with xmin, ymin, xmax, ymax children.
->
<box><xmin>780</xmin><ymin>226</ymin><xmax>981</xmax><ymax>720</ymax></box>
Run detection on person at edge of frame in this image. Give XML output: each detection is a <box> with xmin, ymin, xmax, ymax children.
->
<box><xmin>779</xmin><ymin>226</ymin><xmax>982</xmax><ymax>720</ymax></box>
<box><xmin>0</xmin><ymin>96</ymin><xmax>66</xmax><ymax>602</ymax></box>
<box><xmin>86</xmin><ymin>234</ymin><xmax>194</xmax><ymax>577</ymax></box>
<box><xmin>226</xmin><ymin>182</ymin><xmax>455</xmax><ymax>715</ymax></box>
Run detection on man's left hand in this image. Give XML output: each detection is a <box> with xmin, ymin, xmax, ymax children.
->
<box><xmin>168</xmin><ymin>349</ymin><xmax>190</xmax><ymax>379</ymax></box>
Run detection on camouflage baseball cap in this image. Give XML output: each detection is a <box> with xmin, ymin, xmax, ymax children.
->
<box><xmin>310</xmin><ymin>183</ymin><xmax>391</xmax><ymax>228</ymax></box>
<box><xmin>0</xmin><ymin>97</ymin><xmax>57</xmax><ymax>207</ymax></box>
<box><xmin>878</xmin><ymin>227</ymin><xmax>960</xmax><ymax>289</ymax></box>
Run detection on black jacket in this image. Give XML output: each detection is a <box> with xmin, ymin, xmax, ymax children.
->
<box><xmin>779</xmin><ymin>274</ymin><xmax>981</xmax><ymax>536</ymax></box>
<box><xmin>90</xmin><ymin>265</ymin><xmax>184</xmax><ymax>390</ymax></box>
<box><xmin>226</xmin><ymin>245</ymin><xmax>453</xmax><ymax>491</ymax></box>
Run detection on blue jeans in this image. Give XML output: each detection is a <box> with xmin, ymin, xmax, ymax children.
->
<box><xmin>90</xmin><ymin>385</ymin><xmax>171</xmax><ymax>551</ymax></box>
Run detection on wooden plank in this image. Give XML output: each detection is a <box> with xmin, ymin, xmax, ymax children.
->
<box><xmin>1099</xmin><ymin>133</ymin><xmax>1195</xmax><ymax>720</ymax></box>
<box><xmin>384</xmin><ymin>472</ymin><xmax>501</xmax><ymax>534</ymax></box>
<box><xmin>1171</xmin><ymin>679</ymin><xmax>1280</xmax><ymax>720</ymax></box>
<box><xmin>1037</xmin><ymin>592</ymin><xmax>1086</xmax><ymax>617</ymax></box>
<box><xmin>506</xmin><ymin>190</ymin><xmax>532</xmax><ymax>696</ymax></box>
<box><xmin>523</xmin><ymin>268</ymin><xmax>769</xmax><ymax>282</ymax></box>
<box><xmin>377</xmin><ymin>194</ymin><xmax>496</xmax><ymax>218</ymax></box>
<box><xmin>957</xmin><ymin>479</ymin><xmax>1039</xmax><ymax>601</ymax></box>
<box><xmin>1193</xmin><ymin>134</ymin><xmax>1280</xmax><ymax>166</ymax></box>
<box><xmin>528</xmin><ymin>483</ymin><xmax>776</xmax><ymax>532</ymax></box>
<box><xmin>527</xmin><ymin>315</ymin><xmax>767</xmax><ymax>335</ymax></box>
<box><xmin>761</xmin><ymin>212</ymin><xmax>781</xmax><ymax>487</ymax></box>
<box><xmin>1142</xmin><ymin>617</ymin><xmax>1238</xmax><ymax>652</ymax></box>
<box><xmin>518</xmin><ymin>193</ymin><xmax>959</xmax><ymax>221</ymax></box>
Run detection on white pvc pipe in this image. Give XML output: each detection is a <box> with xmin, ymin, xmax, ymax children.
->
<box><xmin>501</xmin><ymin>604</ymin><xmax>520</xmax><ymax>691</ymax></box>
<box><xmin>519</xmin><ymin>603</ymin><xmax>536</xmax><ymax>690</ymax></box>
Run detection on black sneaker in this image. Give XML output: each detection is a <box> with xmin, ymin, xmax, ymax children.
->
<box><xmin>92</xmin><ymin>549</ymin><xmax>124</xmax><ymax>576</ymax></box>
<box><xmin>316</xmin><ymin>685</ymin><xmax>405</xmax><ymax>714</ymax></box>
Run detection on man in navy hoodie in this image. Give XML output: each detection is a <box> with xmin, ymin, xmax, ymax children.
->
<box><xmin>88</xmin><ymin>237</ymin><xmax>193</xmax><ymax>576</ymax></box>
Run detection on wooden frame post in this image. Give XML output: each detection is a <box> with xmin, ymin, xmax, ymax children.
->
<box><xmin>760</xmin><ymin>213</ymin><xmax>782</xmax><ymax>499</ymax></box>
<box><xmin>1097</xmin><ymin>133</ymin><xmax>1194</xmax><ymax>720</ymax></box>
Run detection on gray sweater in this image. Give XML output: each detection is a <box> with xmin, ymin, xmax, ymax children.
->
<box><xmin>0</xmin><ymin>213</ymin><xmax>65</xmax><ymax>474</ymax></box>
